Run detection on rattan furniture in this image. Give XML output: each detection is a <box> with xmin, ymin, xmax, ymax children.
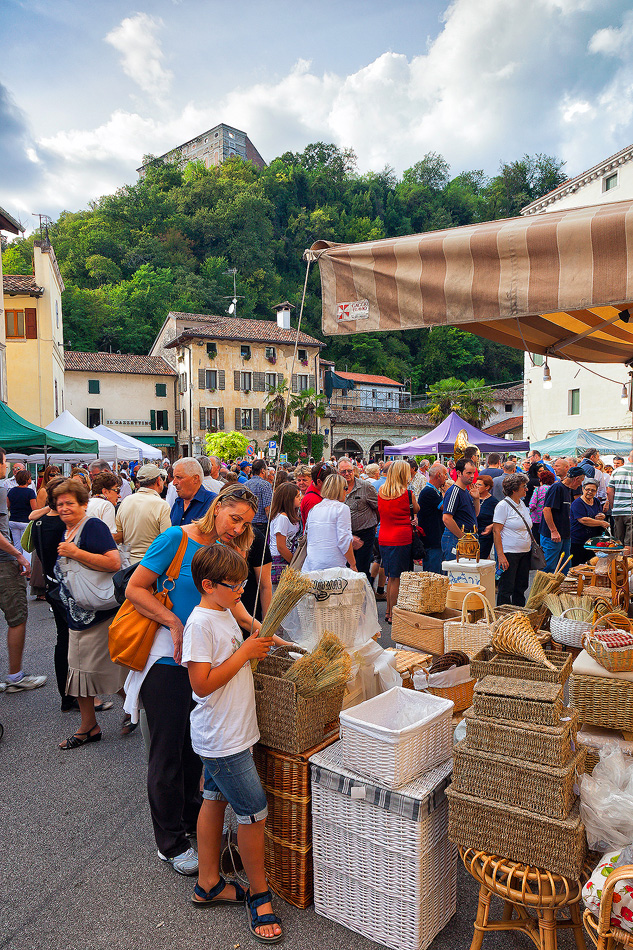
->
<box><xmin>583</xmin><ymin>865</ymin><xmax>633</xmax><ymax>949</ymax></box>
<box><xmin>460</xmin><ymin>847</ymin><xmax>585</xmax><ymax>950</ymax></box>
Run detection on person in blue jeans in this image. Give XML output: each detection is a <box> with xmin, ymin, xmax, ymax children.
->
<box><xmin>540</xmin><ymin>463</ymin><xmax>585</xmax><ymax>573</ymax></box>
<box><xmin>441</xmin><ymin>459</ymin><xmax>480</xmax><ymax>563</ymax></box>
<box><xmin>417</xmin><ymin>463</ymin><xmax>448</xmax><ymax>574</ymax></box>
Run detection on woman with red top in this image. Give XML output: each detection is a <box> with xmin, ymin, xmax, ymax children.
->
<box><xmin>378</xmin><ymin>460</ymin><xmax>419</xmax><ymax>623</ymax></box>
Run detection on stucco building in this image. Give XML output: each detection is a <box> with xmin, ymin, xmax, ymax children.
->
<box><xmin>138</xmin><ymin>123</ymin><xmax>266</xmax><ymax>176</ymax></box>
<box><xmin>0</xmin><ymin>205</ymin><xmax>23</xmax><ymax>404</ymax></box>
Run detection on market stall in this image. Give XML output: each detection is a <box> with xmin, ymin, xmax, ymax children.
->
<box><xmin>92</xmin><ymin>424</ymin><xmax>162</xmax><ymax>460</ymax></box>
<box><xmin>529</xmin><ymin>427</ymin><xmax>632</xmax><ymax>458</ymax></box>
<box><xmin>45</xmin><ymin>411</ymin><xmax>137</xmax><ymax>464</ymax></box>
<box><xmin>0</xmin><ymin>401</ymin><xmax>98</xmax><ymax>456</ymax></box>
<box><xmin>385</xmin><ymin>411</ymin><xmax>529</xmax><ymax>456</ymax></box>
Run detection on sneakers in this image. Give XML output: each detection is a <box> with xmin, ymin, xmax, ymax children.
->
<box><xmin>158</xmin><ymin>846</ymin><xmax>198</xmax><ymax>876</ymax></box>
<box><xmin>5</xmin><ymin>674</ymin><xmax>47</xmax><ymax>692</ymax></box>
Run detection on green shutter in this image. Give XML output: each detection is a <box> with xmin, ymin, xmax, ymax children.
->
<box><xmin>150</xmin><ymin>409</ymin><xmax>156</xmax><ymax>430</ymax></box>
<box><xmin>88</xmin><ymin>379</ymin><xmax>100</xmax><ymax>394</ymax></box>
<box><xmin>155</xmin><ymin>382</ymin><xmax>167</xmax><ymax>397</ymax></box>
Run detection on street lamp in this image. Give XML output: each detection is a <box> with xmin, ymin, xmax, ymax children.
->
<box><xmin>542</xmin><ymin>359</ymin><xmax>552</xmax><ymax>390</ymax></box>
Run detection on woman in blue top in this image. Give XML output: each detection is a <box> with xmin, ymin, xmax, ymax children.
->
<box><xmin>570</xmin><ymin>479</ymin><xmax>607</xmax><ymax>565</ymax></box>
<box><xmin>125</xmin><ymin>484</ymin><xmax>262</xmax><ymax>877</ymax></box>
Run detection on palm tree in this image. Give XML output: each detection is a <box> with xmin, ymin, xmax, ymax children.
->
<box><xmin>289</xmin><ymin>387</ymin><xmax>327</xmax><ymax>458</ymax></box>
<box><xmin>426</xmin><ymin>376</ymin><xmax>495</xmax><ymax>427</ymax></box>
<box><xmin>426</xmin><ymin>377</ymin><xmax>464</xmax><ymax>424</ymax></box>
<box><xmin>264</xmin><ymin>379</ymin><xmax>291</xmax><ymax>449</ymax></box>
<box><xmin>462</xmin><ymin>378</ymin><xmax>496</xmax><ymax>427</ymax></box>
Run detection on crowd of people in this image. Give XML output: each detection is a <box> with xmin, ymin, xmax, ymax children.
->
<box><xmin>1</xmin><ymin>442</ymin><xmax>633</xmax><ymax>941</ymax></box>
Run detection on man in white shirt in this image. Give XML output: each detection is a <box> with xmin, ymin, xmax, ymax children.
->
<box><xmin>197</xmin><ymin>455</ymin><xmax>224</xmax><ymax>494</ymax></box>
<box><xmin>113</xmin><ymin>463</ymin><xmax>171</xmax><ymax>563</ymax></box>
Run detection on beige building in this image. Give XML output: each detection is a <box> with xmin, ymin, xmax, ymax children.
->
<box><xmin>0</xmin><ymin>205</ymin><xmax>23</xmax><ymax>404</ymax></box>
<box><xmin>64</xmin><ymin>352</ymin><xmax>178</xmax><ymax>455</ymax></box>
<box><xmin>3</xmin><ymin>240</ymin><xmax>65</xmax><ymax>425</ymax></box>
<box><xmin>150</xmin><ymin>309</ymin><xmax>324</xmax><ymax>456</ymax></box>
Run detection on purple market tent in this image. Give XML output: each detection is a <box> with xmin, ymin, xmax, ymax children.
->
<box><xmin>385</xmin><ymin>411</ymin><xmax>529</xmax><ymax>456</ymax></box>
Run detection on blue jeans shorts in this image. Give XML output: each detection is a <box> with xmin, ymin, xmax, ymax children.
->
<box><xmin>201</xmin><ymin>749</ymin><xmax>268</xmax><ymax>824</ymax></box>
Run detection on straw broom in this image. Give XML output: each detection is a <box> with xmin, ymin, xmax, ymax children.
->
<box><xmin>526</xmin><ymin>552</ymin><xmax>573</xmax><ymax>609</ymax></box>
<box><xmin>251</xmin><ymin>567</ymin><xmax>313</xmax><ymax>670</ymax></box>
<box><xmin>283</xmin><ymin>631</ymin><xmax>352</xmax><ymax>697</ymax></box>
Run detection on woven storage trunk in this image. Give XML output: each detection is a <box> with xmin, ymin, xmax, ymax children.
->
<box><xmin>447</xmin><ymin>789</ymin><xmax>587</xmax><ymax>879</ymax></box>
<box><xmin>397</xmin><ymin>572</ymin><xmax>449</xmax><ymax>614</ymax></box>
<box><xmin>452</xmin><ymin>739</ymin><xmax>585</xmax><ymax>820</ymax></box>
<box><xmin>463</xmin><ymin>707</ymin><xmax>579</xmax><ymax>767</ymax></box>
<box><xmin>470</xmin><ymin>646</ymin><xmax>572</xmax><ymax>685</ymax></box>
<box><xmin>339</xmin><ymin>686</ymin><xmax>454</xmax><ymax>789</ymax></box>
<box><xmin>473</xmin><ymin>675</ymin><xmax>564</xmax><ymax>726</ymax></box>
<box><xmin>253</xmin><ymin>651</ymin><xmax>344</xmax><ymax>755</ymax></box>
<box><xmin>311</xmin><ymin>741</ymin><xmax>456</xmax><ymax>950</ymax></box>
<box><xmin>569</xmin><ymin>673</ymin><xmax>633</xmax><ymax>731</ymax></box>
<box><xmin>391</xmin><ymin>607</ymin><xmax>460</xmax><ymax>655</ymax></box>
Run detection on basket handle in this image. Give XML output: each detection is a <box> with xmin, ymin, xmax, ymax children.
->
<box><xmin>558</xmin><ymin>607</ymin><xmax>593</xmax><ymax>621</ymax></box>
<box><xmin>460</xmin><ymin>589</ymin><xmax>494</xmax><ymax>624</ymax></box>
<box><xmin>589</xmin><ymin>612</ymin><xmax>633</xmax><ymax>635</ymax></box>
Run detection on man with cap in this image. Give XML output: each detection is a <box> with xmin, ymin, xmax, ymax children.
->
<box><xmin>540</xmin><ymin>463</ymin><xmax>586</xmax><ymax>573</ymax></box>
<box><xmin>114</xmin><ymin>463</ymin><xmax>171</xmax><ymax>563</ymax></box>
<box><xmin>237</xmin><ymin>461</ymin><xmax>251</xmax><ymax>484</ymax></box>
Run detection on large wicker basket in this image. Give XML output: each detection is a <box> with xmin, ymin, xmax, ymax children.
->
<box><xmin>397</xmin><ymin>571</ymin><xmax>449</xmax><ymax>614</ymax></box>
<box><xmin>583</xmin><ymin>613</ymin><xmax>633</xmax><ymax>673</ymax></box>
<box><xmin>463</xmin><ymin>707</ymin><xmax>579</xmax><ymax>767</ymax></box>
<box><xmin>469</xmin><ymin>646</ymin><xmax>572</xmax><ymax>686</ymax></box>
<box><xmin>473</xmin><ymin>675</ymin><xmax>564</xmax><ymax>726</ymax></box>
<box><xmin>550</xmin><ymin>607</ymin><xmax>593</xmax><ymax>649</ymax></box>
<box><xmin>569</xmin><ymin>673</ymin><xmax>633</xmax><ymax>731</ymax></box>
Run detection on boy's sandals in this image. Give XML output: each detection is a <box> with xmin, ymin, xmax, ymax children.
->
<box><xmin>246</xmin><ymin>889</ymin><xmax>283</xmax><ymax>943</ymax></box>
<box><xmin>192</xmin><ymin>876</ymin><xmax>246</xmax><ymax>906</ymax></box>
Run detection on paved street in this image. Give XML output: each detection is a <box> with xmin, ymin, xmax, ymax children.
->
<box><xmin>0</xmin><ymin>599</ymin><xmax>587</xmax><ymax>950</ymax></box>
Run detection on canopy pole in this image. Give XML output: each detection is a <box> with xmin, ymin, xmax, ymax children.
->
<box><xmin>549</xmin><ymin>311</ymin><xmax>626</xmax><ymax>355</ymax></box>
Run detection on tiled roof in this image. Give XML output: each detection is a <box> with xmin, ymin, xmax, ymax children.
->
<box><xmin>64</xmin><ymin>352</ymin><xmax>177</xmax><ymax>376</ymax></box>
<box><xmin>483</xmin><ymin>415</ymin><xmax>524</xmax><ymax>437</ymax></box>
<box><xmin>3</xmin><ymin>274</ymin><xmax>43</xmax><ymax>297</ymax></box>
<box><xmin>336</xmin><ymin>371</ymin><xmax>402</xmax><ymax>387</ymax></box>
<box><xmin>330</xmin><ymin>410</ymin><xmax>432</xmax><ymax>428</ymax></box>
<box><xmin>168</xmin><ymin>312</ymin><xmax>324</xmax><ymax>348</ymax></box>
<box><xmin>492</xmin><ymin>384</ymin><xmax>523</xmax><ymax>401</ymax></box>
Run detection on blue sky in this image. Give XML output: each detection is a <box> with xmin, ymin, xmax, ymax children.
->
<box><xmin>2</xmin><ymin>0</ymin><xmax>633</xmax><ymax>226</ymax></box>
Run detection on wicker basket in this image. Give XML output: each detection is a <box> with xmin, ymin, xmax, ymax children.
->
<box><xmin>254</xmin><ymin>651</ymin><xmax>344</xmax><ymax>754</ymax></box>
<box><xmin>463</xmin><ymin>707</ymin><xmax>579</xmax><ymax>767</ymax></box>
<box><xmin>414</xmin><ymin>653</ymin><xmax>474</xmax><ymax>713</ymax></box>
<box><xmin>265</xmin><ymin>830</ymin><xmax>312</xmax><ymax>908</ymax></box>
<box><xmin>452</xmin><ymin>740</ymin><xmax>585</xmax><ymax>820</ymax></box>
<box><xmin>584</xmin><ymin>613</ymin><xmax>633</xmax><ymax>673</ymax></box>
<box><xmin>397</xmin><ymin>572</ymin><xmax>449</xmax><ymax>614</ymax></box>
<box><xmin>391</xmin><ymin>607</ymin><xmax>460</xmax><ymax>655</ymax></box>
<box><xmin>569</xmin><ymin>673</ymin><xmax>633</xmax><ymax>731</ymax></box>
<box><xmin>385</xmin><ymin>649</ymin><xmax>431</xmax><ymax>688</ymax></box>
<box><xmin>447</xmin><ymin>789</ymin><xmax>587</xmax><ymax>880</ymax></box>
<box><xmin>443</xmin><ymin>590</ymin><xmax>495</xmax><ymax>657</ymax></box>
<box><xmin>550</xmin><ymin>607</ymin><xmax>593</xmax><ymax>649</ymax></box>
<box><xmin>295</xmin><ymin>573</ymin><xmax>368</xmax><ymax>650</ymax></box>
<box><xmin>493</xmin><ymin>604</ymin><xmax>546</xmax><ymax>632</ymax></box>
<box><xmin>473</xmin><ymin>675</ymin><xmax>564</xmax><ymax>726</ymax></box>
<box><xmin>469</xmin><ymin>646</ymin><xmax>572</xmax><ymax>686</ymax></box>
<box><xmin>339</xmin><ymin>687</ymin><xmax>454</xmax><ymax>789</ymax></box>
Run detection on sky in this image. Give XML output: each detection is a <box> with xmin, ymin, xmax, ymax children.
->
<box><xmin>3</xmin><ymin>0</ymin><xmax>633</xmax><ymax>228</ymax></box>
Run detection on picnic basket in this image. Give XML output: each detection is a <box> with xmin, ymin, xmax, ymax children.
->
<box><xmin>583</xmin><ymin>613</ymin><xmax>633</xmax><ymax>673</ymax></box>
<box><xmin>550</xmin><ymin>606</ymin><xmax>593</xmax><ymax>649</ymax></box>
<box><xmin>396</xmin><ymin>572</ymin><xmax>449</xmax><ymax>614</ymax></box>
<box><xmin>443</xmin><ymin>590</ymin><xmax>495</xmax><ymax>657</ymax></box>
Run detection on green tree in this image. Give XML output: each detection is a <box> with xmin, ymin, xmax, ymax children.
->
<box><xmin>461</xmin><ymin>378</ymin><xmax>496</xmax><ymax>427</ymax></box>
<box><xmin>204</xmin><ymin>430</ymin><xmax>249</xmax><ymax>461</ymax></box>
<box><xmin>289</xmin><ymin>387</ymin><xmax>327</xmax><ymax>458</ymax></box>
<box><xmin>264</xmin><ymin>380</ymin><xmax>291</xmax><ymax>449</ymax></box>
<box><xmin>402</xmin><ymin>152</ymin><xmax>450</xmax><ymax>190</ymax></box>
<box><xmin>426</xmin><ymin>377</ymin><xmax>466</xmax><ymax>423</ymax></box>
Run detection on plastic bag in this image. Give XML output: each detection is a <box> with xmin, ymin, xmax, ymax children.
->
<box><xmin>281</xmin><ymin>568</ymin><xmax>380</xmax><ymax>652</ymax></box>
<box><xmin>580</xmin><ymin>744</ymin><xmax>633</xmax><ymax>851</ymax></box>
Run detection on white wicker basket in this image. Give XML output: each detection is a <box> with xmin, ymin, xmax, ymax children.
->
<box><xmin>339</xmin><ymin>687</ymin><xmax>454</xmax><ymax>788</ymax></box>
<box><xmin>550</xmin><ymin>607</ymin><xmax>593</xmax><ymax>649</ymax></box>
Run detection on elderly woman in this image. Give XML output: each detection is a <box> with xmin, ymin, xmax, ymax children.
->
<box><xmin>570</xmin><ymin>479</ymin><xmax>607</xmax><ymax>565</ymax></box>
<box><xmin>303</xmin><ymin>474</ymin><xmax>357</xmax><ymax>573</ymax></box>
<box><xmin>294</xmin><ymin>464</ymin><xmax>312</xmax><ymax>495</ymax></box>
<box><xmin>53</xmin><ymin>479</ymin><xmax>124</xmax><ymax>749</ymax></box>
<box><xmin>124</xmin><ymin>485</ymin><xmax>264</xmax><ymax>877</ymax></box>
<box><xmin>378</xmin><ymin>459</ymin><xmax>419</xmax><ymax>623</ymax></box>
<box><xmin>492</xmin><ymin>473</ymin><xmax>533</xmax><ymax>607</ymax></box>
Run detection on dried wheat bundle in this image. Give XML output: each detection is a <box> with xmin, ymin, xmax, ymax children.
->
<box><xmin>543</xmin><ymin>593</ymin><xmax>594</xmax><ymax>618</ymax></box>
<box><xmin>491</xmin><ymin>612</ymin><xmax>557</xmax><ymax>671</ymax></box>
<box><xmin>251</xmin><ymin>568</ymin><xmax>313</xmax><ymax>671</ymax></box>
<box><xmin>283</xmin><ymin>630</ymin><xmax>351</xmax><ymax>697</ymax></box>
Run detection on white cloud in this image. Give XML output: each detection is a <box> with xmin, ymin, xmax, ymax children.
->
<box><xmin>589</xmin><ymin>10</ymin><xmax>633</xmax><ymax>57</ymax></box>
<box><xmin>105</xmin><ymin>13</ymin><xmax>172</xmax><ymax>99</ymax></box>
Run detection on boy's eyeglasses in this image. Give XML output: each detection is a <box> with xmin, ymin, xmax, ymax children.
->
<box><xmin>217</xmin><ymin>580</ymin><xmax>247</xmax><ymax>592</ymax></box>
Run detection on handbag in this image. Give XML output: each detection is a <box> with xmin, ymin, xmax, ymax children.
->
<box><xmin>289</xmin><ymin>532</ymin><xmax>307</xmax><ymax>570</ymax></box>
<box><xmin>57</xmin><ymin>518</ymin><xmax>119</xmax><ymax>611</ymax></box>
<box><xmin>113</xmin><ymin>563</ymin><xmax>138</xmax><ymax>605</ymax></box>
<box><xmin>20</xmin><ymin>521</ymin><xmax>34</xmax><ymax>553</ymax></box>
<box><xmin>108</xmin><ymin>529</ymin><xmax>189</xmax><ymax>671</ymax></box>
<box><xmin>504</xmin><ymin>498</ymin><xmax>547</xmax><ymax>571</ymax></box>
<box><xmin>408</xmin><ymin>491</ymin><xmax>426</xmax><ymax>562</ymax></box>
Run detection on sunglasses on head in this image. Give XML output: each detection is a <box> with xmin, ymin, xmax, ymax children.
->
<box><xmin>220</xmin><ymin>486</ymin><xmax>257</xmax><ymax>504</ymax></box>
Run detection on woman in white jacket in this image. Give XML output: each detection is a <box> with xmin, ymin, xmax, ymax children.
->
<box><xmin>303</xmin><ymin>474</ymin><xmax>357</xmax><ymax>572</ymax></box>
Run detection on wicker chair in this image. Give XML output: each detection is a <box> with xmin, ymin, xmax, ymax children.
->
<box><xmin>584</xmin><ymin>865</ymin><xmax>633</xmax><ymax>949</ymax></box>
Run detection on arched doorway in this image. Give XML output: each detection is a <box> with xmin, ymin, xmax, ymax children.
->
<box><xmin>370</xmin><ymin>440</ymin><xmax>393</xmax><ymax>460</ymax></box>
<box><xmin>333</xmin><ymin>438</ymin><xmax>363</xmax><ymax>459</ymax></box>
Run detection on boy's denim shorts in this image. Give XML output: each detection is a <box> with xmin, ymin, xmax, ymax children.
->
<box><xmin>200</xmin><ymin>748</ymin><xmax>268</xmax><ymax>824</ymax></box>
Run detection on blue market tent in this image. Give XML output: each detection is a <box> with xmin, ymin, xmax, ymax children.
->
<box><xmin>529</xmin><ymin>428</ymin><xmax>631</xmax><ymax>458</ymax></box>
<box><xmin>385</xmin><ymin>411</ymin><xmax>529</xmax><ymax>455</ymax></box>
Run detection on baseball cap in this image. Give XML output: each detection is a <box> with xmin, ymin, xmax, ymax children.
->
<box><xmin>137</xmin><ymin>463</ymin><xmax>162</xmax><ymax>481</ymax></box>
<box><xmin>568</xmin><ymin>466</ymin><xmax>585</xmax><ymax>478</ymax></box>
<box><xmin>240</xmin><ymin>460</ymin><xmax>250</xmax><ymax>470</ymax></box>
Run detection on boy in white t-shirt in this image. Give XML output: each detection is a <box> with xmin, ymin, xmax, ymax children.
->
<box><xmin>182</xmin><ymin>544</ymin><xmax>282</xmax><ymax>943</ymax></box>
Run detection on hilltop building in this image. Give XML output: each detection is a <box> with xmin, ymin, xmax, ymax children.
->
<box><xmin>137</xmin><ymin>123</ymin><xmax>266</xmax><ymax>176</ymax></box>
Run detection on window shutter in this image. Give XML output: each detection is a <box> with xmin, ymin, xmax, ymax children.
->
<box><xmin>278</xmin><ymin>374</ymin><xmax>285</xmax><ymax>386</ymax></box>
<box><xmin>160</xmin><ymin>411</ymin><xmax>168</xmax><ymax>430</ymax></box>
<box><xmin>150</xmin><ymin>409</ymin><xmax>156</xmax><ymax>431</ymax></box>
<box><xmin>292</xmin><ymin>374</ymin><xmax>299</xmax><ymax>393</ymax></box>
<box><xmin>235</xmin><ymin>408</ymin><xmax>241</xmax><ymax>430</ymax></box>
<box><xmin>253</xmin><ymin>371</ymin><xmax>265</xmax><ymax>392</ymax></box>
<box><xmin>309</xmin><ymin>375</ymin><xmax>316</xmax><ymax>391</ymax></box>
<box><xmin>199</xmin><ymin>407</ymin><xmax>207</xmax><ymax>429</ymax></box>
<box><xmin>198</xmin><ymin>368</ymin><xmax>206</xmax><ymax>389</ymax></box>
<box><xmin>175</xmin><ymin>410</ymin><xmax>181</xmax><ymax>433</ymax></box>
<box><xmin>234</xmin><ymin>370</ymin><xmax>241</xmax><ymax>391</ymax></box>
<box><xmin>253</xmin><ymin>408</ymin><xmax>260</xmax><ymax>430</ymax></box>
<box><xmin>182</xmin><ymin>409</ymin><xmax>187</xmax><ymax>432</ymax></box>
<box><xmin>25</xmin><ymin>308</ymin><xmax>37</xmax><ymax>339</ymax></box>
<box><xmin>219</xmin><ymin>407</ymin><xmax>224</xmax><ymax>431</ymax></box>
<box><xmin>218</xmin><ymin>370</ymin><xmax>225</xmax><ymax>390</ymax></box>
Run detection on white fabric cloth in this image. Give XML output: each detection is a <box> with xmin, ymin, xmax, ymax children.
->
<box><xmin>269</xmin><ymin>513</ymin><xmax>300</xmax><ymax>557</ymax></box>
<box><xmin>123</xmin><ymin>625</ymin><xmax>175</xmax><ymax>724</ymax></box>
<box><xmin>572</xmin><ymin>649</ymin><xmax>633</xmax><ymax>683</ymax></box>
<box><xmin>303</xmin><ymin>498</ymin><xmax>353</xmax><ymax>572</ymax></box>
<box><xmin>203</xmin><ymin>475</ymin><xmax>224</xmax><ymax>494</ymax></box>
<box><xmin>181</xmin><ymin>605</ymin><xmax>259</xmax><ymax>758</ymax></box>
<box><xmin>87</xmin><ymin>496</ymin><xmax>117</xmax><ymax>534</ymax></box>
<box><xmin>166</xmin><ymin>481</ymin><xmax>178</xmax><ymax>509</ymax></box>
<box><xmin>492</xmin><ymin>498</ymin><xmax>532</xmax><ymax>553</ymax></box>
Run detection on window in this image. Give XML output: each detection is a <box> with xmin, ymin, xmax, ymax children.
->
<box><xmin>5</xmin><ymin>310</ymin><xmax>25</xmax><ymax>338</ymax></box>
<box><xmin>179</xmin><ymin>372</ymin><xmax>187</xmax><ymax>394</ymax></box>
<box><xmin>54</xmin><ymin>379</ymin><xmax>58</xmax><ymax>417</ymax></box>
<box><xmin>265</xmin><ymin>346</ymin><xmax>276</xmax><ymax>360</ymax></box>
<box><xmin>569</xmin><ymin>389</ymin><xmax>580</xmax><ymax>415</ymax></box>
<box><xmin>205</xmin><ymin>370</ymin><xmax>217</xmax><ymax>390</ymax></box>
<box><xmin>155</xmin><ymin>383</ymin><xmax>167</xmax><ymax>397</ymax></box>
<box><xmin>241</xmin><ymin>409</ymin><xmax>253</xmax><ymax>429</ymax></box>
<box><xmin>240</xmin><ymin>371</ymin><xmax>252</xmax><ymax>391</ymax></box>
<box><xmin>87</xmin><ymin>408</ymin><xmax>103</xmax><ymax>428</ymax></box>
<box><xmin>298</xmin><ymin>374</ymin><xmax>308</xmax><ymax>391</ymax></box>
<box><xmin>206</xmin><ymin>342</ymin><xmax>217</xmax><ymax>358</ymax></box>
<box><xmin>298</xmin><ymin>349</ymin><xmax>308</xmax><ymax>362</ymax></box>
<box><xmin>55</xmin><ymin>300</ymin><xmax>59</xmax><ymax>328</ymax></box>
<box><xmin>265</xmin><ymin>372</ymin><xmax>277</xmax><ymax>390</ymax></box>
<box><xmin>199</xmin><ymin>408</ymin><xmax>219</xmax><ymax>430</ymax></box>
<box><xmin>505</xmin><ymin>403</ymin><xmax>513</xmax><ymax>413</ymax></box>
<box><xmin>88</xmin><ymin>379</ymin><xmax>100</xmax><ymax>394</ymax></box>
<box><xmin>372</xmin><ymin>389</ymin><xmax>377</xmax><ymax>400</ymax></box>
<box><xmin>603</xmin><ymin>172</ymin><xmax>618</xmax><ymax>192</ymax></box>
<box><xmin>241</xmin><ymin>344</ymin><xmax>251</xmax><ymax>360</ymax></box>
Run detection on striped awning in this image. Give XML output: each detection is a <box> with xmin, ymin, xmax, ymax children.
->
<box><xmin>307</xmin><ymin>199</ymin><xmax>633</xmax><ymax>364</ymax></box>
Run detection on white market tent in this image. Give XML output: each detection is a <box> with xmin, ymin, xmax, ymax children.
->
<box><xmin>93</xmin><ymin>424</ymin><xmax>163</xmax><ymax>461</ymax></box>
<box><xmin>46</xmin><ymin>411</ymin><xmax>137</xmax><ymax>463</ymax></box>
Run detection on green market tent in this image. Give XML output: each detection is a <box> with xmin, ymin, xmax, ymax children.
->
<box><xmin>529</xmin><ymin>428</ymin><xmax>632</xmax><ymax>458</ymax></box>
<box><xmin>0</xmin><ymin>402</ymin><xmax>99</xmax><ymax>455</ymax></box>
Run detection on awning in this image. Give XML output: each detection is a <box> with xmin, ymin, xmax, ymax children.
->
<box><xmin>46</xmin><ymin>411</ymin><xmax>137</xmax><ymax>462</ymax></box>
<box><xmin>385</xmin><ymin>411</ymin><xmax>529</xmax><ymax>455</ymax></box>
<box><xmin>134</xmin><ymin>435</ymin><xmax>176</xmax><ymax>447</ymax></box>
<box><xmin>93</xmin><ymin>425</ymin><xmax>163</xmax><ymax>460</ymax></box>
<box><xmin>529</xmin><ymin>428</ymin><xmax>632</xmax><ymax>457</ymax></box>
<box><xmin>307</xmin><ymin>199</ymin><xmax>633</xmax><ymax>364</ymax></box>
<box><xmin>0</xmin><ymin>402</ymin><xmax>98</xmax><ymax>455</ymax></box>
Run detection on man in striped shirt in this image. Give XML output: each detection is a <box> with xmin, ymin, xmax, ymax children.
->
<box><xmin>606</xmin><ymin>450</ymin><xmax>633</xmax><ymax>547</ymax></box>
